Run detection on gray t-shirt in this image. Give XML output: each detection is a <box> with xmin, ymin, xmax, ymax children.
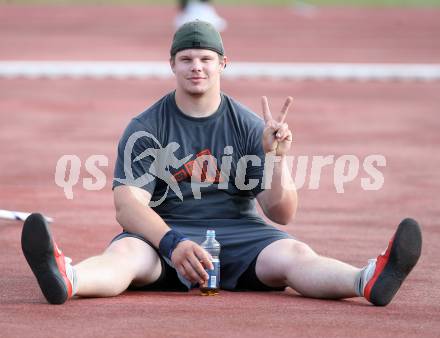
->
<box><xmin>113</xmin><ymin>91</ymin><xmax>266</xmax><ymax>220</ymax></box>
<box><xmin>113</xmin><ymin>92</ymin><xmax>291</xmax><ymax>289</ymax></box>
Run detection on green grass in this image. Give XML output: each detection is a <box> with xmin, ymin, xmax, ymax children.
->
<box><xmin>2</xmin><ymin>0</ymin><xmax>440</xmax><ymax>6</ymax></box>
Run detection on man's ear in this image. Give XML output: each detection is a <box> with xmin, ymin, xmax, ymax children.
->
<box><xmin>169</xmin><ymin>58</ymin><xmax>176</xmax><ymax>73</ymax></box>
<box><xmin>220</xmin><ymin>56</ymin><xmax>228</xmax><ymax>71</ymax></box>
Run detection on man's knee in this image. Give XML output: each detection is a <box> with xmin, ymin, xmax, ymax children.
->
<box><xmin>261</xmin><ymin>239</ymin><xmax>317</xmax><ymax>271</ymax></box>
<box><xmin>288</xmin><ymin>240</ymin><xmax>316</xmax><ymax>261</ymax></box>
<box><xmin>105</xmin><ymin>237</ymin><xmax>162</xmax><ymax>282</ymax></box>
<box><xmin>256</xmin><ymin>239</ymin><xmax>316</xmax><ymax>284</ymax></box>
<box><xmin>106</xmin><ymin>236</ymin><xmax>156</xmax><ymax>257</ymax></box>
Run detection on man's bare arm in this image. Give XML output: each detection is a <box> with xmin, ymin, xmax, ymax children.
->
<box><xmin>257</xmin><ymin>156</ymin><xmax>298</xmax><ymax>225</ymax></box>
<box><xmin>114</xmin><ymin>185</ymin><xmax>170</xmax><ymax>247</ymax></box>
<box><xmin>256</xmin><ymin>96</ymin><xmax>298</xmax><ymax>225</ymax></box>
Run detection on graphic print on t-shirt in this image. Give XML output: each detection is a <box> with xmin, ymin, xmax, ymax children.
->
<box><xmin>172</xmin><ymin>149</ymin><xmax>224</xmax><ymax>184</ymax></box>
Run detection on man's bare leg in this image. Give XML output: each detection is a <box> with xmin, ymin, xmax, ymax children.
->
<box><xmin>74</xmin><ymin>237</ymin><xmax>162</xmax><ymax>297</ymax></box>
<box><xmin>255</xmin><ymin>239</ymin><xmax>359</xmax><ymax>299</ymax></box>
<box><xmin>22</xmin><ymin>213</ymin><xmax>163</xmax><ymax>304</ymax></box>
<box><xmin>255</xmin><ymin>219</ymin><xmax>422</xmax><ymax>305</ymax></box>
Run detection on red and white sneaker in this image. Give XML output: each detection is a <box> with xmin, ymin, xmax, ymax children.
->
<box><xmin>21</xmin><ymin>213</ymin><xmax>75</xmax><ymax>304</ymax></box>
<box><xmin>362</xmin><ymin>218</ymin><xmax>422</xmax><ymax>306</ymax></box>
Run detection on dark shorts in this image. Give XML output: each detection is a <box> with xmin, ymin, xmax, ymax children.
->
<box><xmin>110</xmin><ymin>229</ymin><xmax>288</xmax><ymax>292</ymax></box>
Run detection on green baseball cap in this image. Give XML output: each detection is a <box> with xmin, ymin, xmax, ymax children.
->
<box><xmin>170</xmin><ymin>20</ymin><xmax>224</xmax><ymax>57</ymax></box>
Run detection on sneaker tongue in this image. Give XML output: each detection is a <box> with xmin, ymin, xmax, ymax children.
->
<box><xmin>361</xmin><ymin>258</ymin><xmax>377</xmax><ymax>294</ymax></box>
<box><xmin>64</xmin><ymin>256</ymin><xmax>77</xmax><ymax>296</ymax></box>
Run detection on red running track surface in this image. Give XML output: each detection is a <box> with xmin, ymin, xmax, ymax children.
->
<box><xmin>0</xmin><ymin>5</ymin><xmax>439</xmax><ymax>62</ymax></box>
<box><xmin>0</xmin><ymin>5</ymin><xmax>439</xmax><ymax>338</ymax></box>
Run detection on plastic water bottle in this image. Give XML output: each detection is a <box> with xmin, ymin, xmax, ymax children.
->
<box><xmin>200</xmin><ymin>229</ymin><xmax>220</xmax><ymax>296</ymax></box>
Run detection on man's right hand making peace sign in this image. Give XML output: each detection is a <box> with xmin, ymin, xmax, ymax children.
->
<box><xmin>261</xmin><ymin>96</ymin><xmax>293</xmax><ymax>156</ymax></box>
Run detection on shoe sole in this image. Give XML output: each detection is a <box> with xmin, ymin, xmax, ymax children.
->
<box><xmin>21</xmin><ymin>213</ymin><xmax>68</xmax><ymax>304</ymax></box>
<box><xmin>369</xmin><ymin>218</ymin><xmax>422</xmax><ymax>306</ymax></box>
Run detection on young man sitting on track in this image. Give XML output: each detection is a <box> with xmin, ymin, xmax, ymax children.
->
<box><xmin>21</xmin><ymin>20</ymin><xmax>422</xmax><ymax>306</ymax></box>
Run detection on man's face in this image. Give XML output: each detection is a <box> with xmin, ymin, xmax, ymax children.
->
<box><xmin>170</xmin><ymin>49</ymin><xmax>226</xmax><ymax>96</ymax></box>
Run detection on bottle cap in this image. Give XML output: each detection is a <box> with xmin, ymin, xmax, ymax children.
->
<box><xmin>206</xmin><ymin>229</ymin><xmax>215</xmax><ymax>237</ymax></box>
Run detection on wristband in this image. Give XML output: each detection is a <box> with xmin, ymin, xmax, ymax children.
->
<box><xmin>159</xmin><ymin>229</ymin><xmax>188</xmax><ymax>260</ymax></box>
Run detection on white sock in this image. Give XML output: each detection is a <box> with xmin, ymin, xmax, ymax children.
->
<box><xmin>64</xmin><ymin>257</ymin><xmax>78</xmax><ymax>296</ymax></box>
<box><xmin>355</xmin><ymin>258</ymin><xmax>377</xmax><ymax>297</ymax></box>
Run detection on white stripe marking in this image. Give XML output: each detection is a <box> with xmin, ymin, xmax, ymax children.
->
<box><xmin>0</xmin><ymin>209</ymin><xmax>53</xmax><ymax>223</ymax></box>
<box><xmin>1</xmin><ymin>61</ymin><xmax>440</xmax><ymax>81</ymax></box>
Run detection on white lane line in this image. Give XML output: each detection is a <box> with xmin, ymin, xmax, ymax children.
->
<box><xmin>1</xmin><ymin>61</ymin><xmax>440</xmax><ymax>80</ymax></box>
